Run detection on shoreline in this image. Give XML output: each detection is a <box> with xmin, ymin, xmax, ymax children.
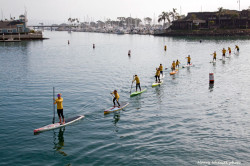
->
<box><xmin>154</xmin><ymin>29</ymin><xmax>250</xmax><ymax>37</ymax></box>
<box><xmin>0</xmin><ymin>33</ymin><xmax>48</xmax><ymax>41</ymax></box>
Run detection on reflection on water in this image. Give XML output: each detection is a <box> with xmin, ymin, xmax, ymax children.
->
<box><xmin>209</xmin><ymin>83</ymin><xmax>214</xmax><ymax>92</ymax></box>
<box><xmin>113</xmin><ymin>113</ymin><xmax>120</xmax><ymax>133</ymax></box>
<box><xmin>53</xmin><ymin>127</ymin><xmax>67</xmax><ymax>156</ymax></box>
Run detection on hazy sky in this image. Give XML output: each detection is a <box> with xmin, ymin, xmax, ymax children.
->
<box><xmin>1</xmin><ymin>0</ymin><xmax>249</xmax><ymax>24</ymax></box>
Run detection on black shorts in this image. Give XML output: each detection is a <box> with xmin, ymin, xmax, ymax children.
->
<box><xmin>223</xmin><ymin>53</ymin><xmax>225</xmax><ymax>56</ymax></box>
<box><xmin>160</xmin><ymin>71</ymin><xmax>163</xmax><ymax>74</ymax></box>
<box><xmin>57</xmin><ymin>109</ymin><xmax>64</xmax><ymax>118</ymax></box>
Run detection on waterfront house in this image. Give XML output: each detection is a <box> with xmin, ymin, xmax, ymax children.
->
<box><xmin>171</xmin><ymin>9</ymin><xmax>250</xmax><ymax>30</ymax></box>
<box><xmin>0</xmin><ymin>14</ymin><xmax>29</xmax><ymax>34</ymax></box>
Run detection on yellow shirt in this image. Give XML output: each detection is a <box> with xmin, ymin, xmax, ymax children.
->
<box><xmin>187</xmin><ymin>57</ymin><xmax>191</xmax><ymax>62</ymax></box>
<box><xmin>159</xmin><ymin>65</ymin><xmax>163</xmax><ymax>71</ymax></box>
<box><xmin>55</xmin><ymin>98</ymin><xmax>63</xmax><ymax>109</ymax></box>
<box><xmin>222</xmin><ymin>49</ymin><xmax>226</xmax><ymax>54</ymax></box>
<box><xmin>213</xmin><ymin>52</ymin><xmax>216</xmax><ymax>58</ymax></box>
<box><xmin>133</xmin><ymin>76</ymin><xmax>140</xmax><ymax>84</ymax></box>
<box><xmin>112</xmin><ymin>92</ymin><xmax>119</xmax><ymax>99</ymax></box>
<box><xmin>228</xmin><ymin>48</ymin><xmax>231</xmax><ymax>51</ymax></box>
<box><xmin>235</xmin><ymin>45</ymin><xmax>239</xmax><ymax>49</ymax></box>
<box><xmin>172</xmin><ymin>62</ymin><xmax>176</xmax><ymax>68</ymax></box>
<box><xmin>156</xmin><ymin>69</ymin><xmax>160</xmax><ymax>76</ymax></box>
<box><xmin>176</xmin><ymin>61</ymin><xmax>180</xmax><ymax>65</ymax></box>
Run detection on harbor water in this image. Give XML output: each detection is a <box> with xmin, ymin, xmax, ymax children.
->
<box><xmin>0</xmin><ymin>31</ymin><xmax>250</xmax><ymax>165</ymax></box>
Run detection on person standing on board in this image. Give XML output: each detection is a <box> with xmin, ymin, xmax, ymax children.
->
<box><xmin>211</xmin><ymin>51</ymin><xmax>216</xmax><ymax>61</ymax></box>
<box><xmin>222</xmin><ymin>48</ymin><xmax>226</xmax><ymax>60</ymax></box>
<box><xmin>186</xmin><ymin>55</ymin><xmax>191</xmax><ymax>65</ymax></box>
<box><xmin>132</xmin><ymin>75</ymin><xmax>141</xmax><ymax>92</ymax></box>
<box><xmin>111</xmin><ymin>90</ymin><xmax>120</xmax><ymax>107</ymax></box>
<box><xmin>228</xmin><ymin>47</ymin><xmax>231</xmax><ymax>55</ymax></box>
<box><xmin>155</xmin><ymin>68</ymin><xmax>161</xmax><ymax>83</ymax></box>
<box><xmin>171</xmin><ymin>61</ymin><xmax>176</xmax><ymax>72</ymax></box>
<box><xmin>176</xmin><ymin>60</ymin><xmax>180</xmax><ymax>68</ymax></box>
<box><xmin>54</xmin><ymin>93</ymin><xmax>65</xmax><ymax>124</ymax></box>
<box><xmin>235</xmin><ymin>45</ymin><xmax>239</xmax><ymax>52</ymax></box>
<box><xmin>159</xmin><ymin>64</ymin><xmax>163</xmax><ymax>77</ymax></box>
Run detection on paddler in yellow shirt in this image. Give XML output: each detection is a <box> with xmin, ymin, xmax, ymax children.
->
<box><xmin>171</xmin><ymin>61</ymin><xmax>176</xmax><ymax>71</ymax></box>
<box><xmin>111</xmin><ymin>90</ymin><xmax>120</xmax><ymax>107</ymax></box>
<box><xmin>159</xmin><ymin>64</ymin><xmax>163</xmax><ymax>77</ymax></box>
<box><xmin>186</xmin><ymin>55</ymin><xmax>191</xmax><ymax>65</ymax></box>
<box><xmin>155</xmin><ymin>68</ymin><xmax>161</xmax><ymax>83</ymax></box>
<box><xmin>54</xmin><ymin>93</ymin><xmax>65</xmax><ymax>124</ymax></box>
<box><xmin>211</xmin><ymin>51</ymin><xmax>216</xmax><ymax>61</ymax></box>
<box><xmin>176</xmin><ymin>60</ymin><xmax>180</xmax><ymax>68</ymax></box>
<box><xmin>235</xmin><ymin>45</ymin><xmax>239</xmax><ymax>52</ymax></box>
<box><xmin>222</xmin><ymin>48</ymin><xmax>226</xmax><ymax>59</ymax></box>
<box><xmin>228</xmin><ymin>47</ymin><xmax>231</xmax><ymax>55</ymax></box>
<box><xmin>132</xmin><ymin>75</ymin><xmax>141</xmax><ymax>92</ymax></box>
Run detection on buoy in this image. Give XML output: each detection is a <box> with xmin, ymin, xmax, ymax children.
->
<box><xmin>93</xmin><ymin>44</ymin><xmax>95</xmax><ymax>49</ymax></box>
<box><xmin>68</xmin><ymin>40</ymin><xmax>70</xmax><ymax>45</ymax></box>
<box><xmin>209</xmin><ymin>73</ymin><xmax>214</xmax><ymax>83</ymax></box>
<box><xmin>128</xmin><ymin>50</ymin><xmax>131</xmax><ymax>56</ymax></box>
<box><xmin>164</xmin><ymin>45</ymin><xmax>167</xmax><ymax>51</ymax></box>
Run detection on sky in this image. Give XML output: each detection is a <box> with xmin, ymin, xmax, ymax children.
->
<box><xmin>0</xmin><ymin>0</ymin><xmax>249</xmax><ymax>25</ymax></box>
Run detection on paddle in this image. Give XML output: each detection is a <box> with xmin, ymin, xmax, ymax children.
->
<box><xmin>52</xmin><ymin>87</ymin><xmax>55</xmax><ymax>124</ymax></box>
<box><xmin>110</xmin><ymin>93</ymin><xmax>120</xmax><ymax>107</ymax></box>
<box><xmin>130</xmin><ymin>76</ymin><xmax>134</xmax><ymax>94</ymax></box>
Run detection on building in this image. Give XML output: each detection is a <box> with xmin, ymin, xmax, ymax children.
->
<box><xmin>0</xmin><ymin>14</ymin><xmax>30</xmax><ymax>34</ymax></box>
<box><xmin>171</xmin><ymin>9</ymin><xmax>250</xmax><ymax>30</ymax></box>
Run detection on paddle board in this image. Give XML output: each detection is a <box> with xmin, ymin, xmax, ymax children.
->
<box><xmin>182</xmin><ymin>63</ymin><xmax>193</xmax><ymax>68</ymax></box>
<box><xmin>170</xmin><ymin>69</ymin><xmax>178</xmax><ymax>75</ymax></box>
<box><xmin>152</xmin><ymin>80</ymin><xmax>163</xmax><ymax>87</ymax></box>
<box><xmin>130</xmin><ymin>88</ymin><xmax>147</xmax><ymax>97</ymax></box>
<box><xmin>104</xmin><ymin>102</ymin><xmax>129</xmax><ymax>114</ymax></box>
<box><xmin>34</xmin><ymin>115</ymin><xmax>85</xmax><ymax>133</ymax></box>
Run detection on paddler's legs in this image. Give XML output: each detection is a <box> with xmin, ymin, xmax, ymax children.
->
<box><xmin>57</xmin><ymin>109</ymin><xmax>61</xmax><ymax>123</ymax></box>
<box><xmin>155</xmin><ymin>75</ymin><xmax>158</xmax><ymax>83</ymax></box>
<box><xmin>160</xmin><ymin>71</ymin><xmax>163</xmax><ymax>77</ymax></box>
<box><xmin>158</xmin><ymin>76</ymin><xmax>160</xmax><ymax>83</ymax></box>
<box><xmin>113</xmin><ymin>98</ymin><xmax>116</xmax><ymax>107</ymax></box>
<box><xmin>61</xmin><ymin>109</ymin><xmax>65</xmax><ymax>124</ymax></box>
<box><xmin>57</xmin><ymin>109</ymin><xmax>64</xmax><ymax>124</ymax></box>
<box><xmin>136</xmin><ymin>83</ymin><xmax>141</xmax><ymax>91</ymax></box>
<box><xmin>116</xmin><ymin>98</ymin><xmax>120</xmax><ymax>107</ymax></box>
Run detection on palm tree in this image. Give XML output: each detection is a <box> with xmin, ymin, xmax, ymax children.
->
<box><xmin>158</xmin><ymin>12</ymin><xmax>170</xmax><ymax>27</ymax></box>
<box><xmin>169</xmin><ymin>8</ymin><xmax>180</xmax><ymax>22</ymax></box>
<box><xmin>158</xmin><ymin>12</ymin><xmax>166</xmax><ymax>24</ymax></box>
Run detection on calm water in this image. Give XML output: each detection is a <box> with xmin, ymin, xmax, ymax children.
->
<box><xmin>0</xmin><ymin>31</ymin><xmax>250</xmax><ymax>166</ymax></box>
